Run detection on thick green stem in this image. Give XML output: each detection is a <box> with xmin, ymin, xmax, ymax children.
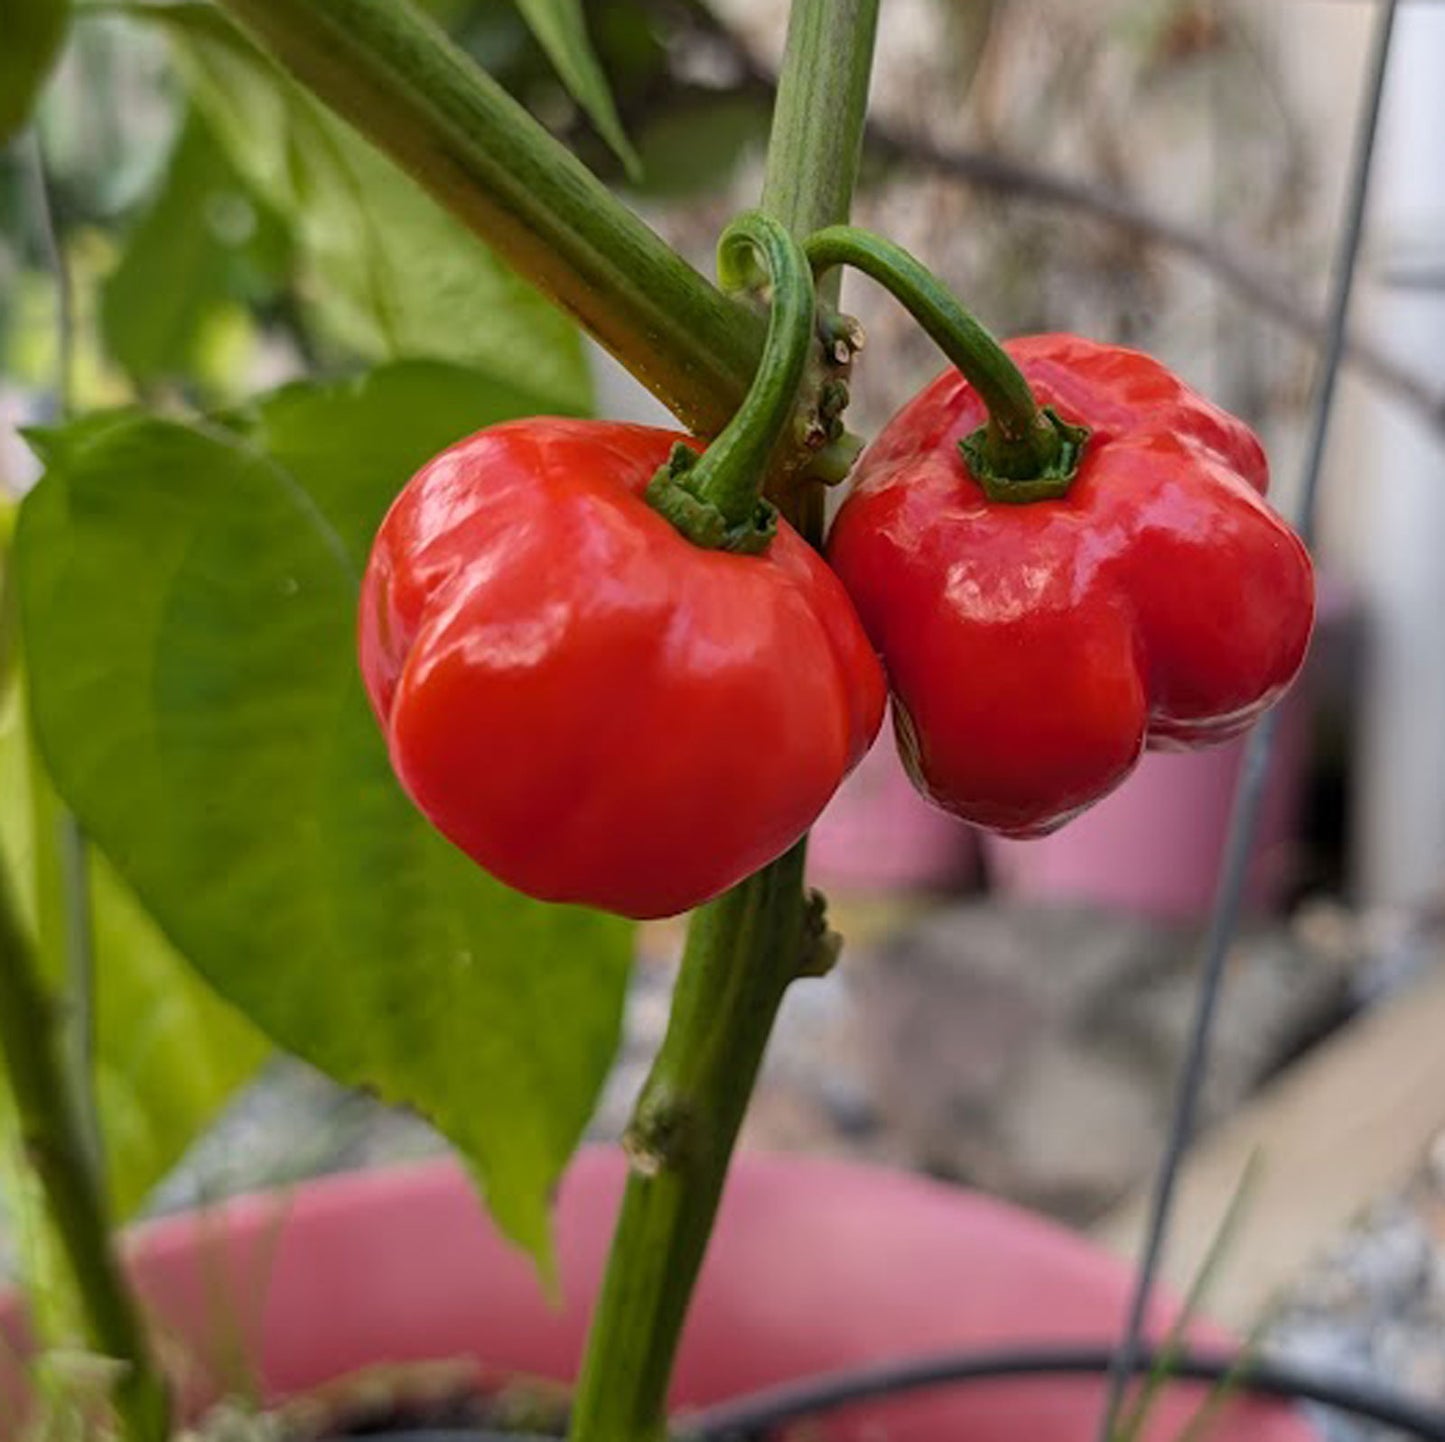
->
<box><xmin>761</xmin><ymin>0</ymin><xmax>880</xmax><ymax>540</ymax></box>
<box><xmin>566</xmin><ymin>7</ymin><xmax>879</xmax><ymax>1441</ymax></box>
<box><xmin>212</xmin><ymin>0</ymin><xmax>762</xmax><ymax>435</ymax></box>
<box><xmin>0</xmin><ymin>870</ymin><xmax>169</xmax><ymax>1442</ymax></box>
<box><xmin>761</xmin><ymin>1</ymin><xmax>880</xmax><ymax>315</ymax></box>
<box><xmin>805</xmin><ymin>226</ymin><xmax>1088</xmax><ymax>494</ymax></box>
<box><xmin>568</xmin><ymin>850</ymin><xmax>812</xmax><ymax>1442</ymax></box>
<box><xmin>55</xmin><ymin>815</ymin><xmax>102</xmax><ymax>1186</ymax></box>
<box><xmin>645</xmin><ymin>214</ymin><xmax>816</xmax><ymax>553</ymax></box>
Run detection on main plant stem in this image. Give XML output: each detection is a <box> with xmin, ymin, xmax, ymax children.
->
<box><xmin>0</xmin><ymin>869</ymin><xmax>168</xmax><ymax>1442</ymax></box>
<box><xmin>759</xmin><ymin>0</ymin><xmax>879</xmax><ymax>543</ymax></box>
<box><xmin>567</xmin><ymin>6</ymin><xmax>879</xmax><ymax>1440</ymax></box>
<box><xmin>567</xmin><ymin>851</ymin><xmax>811</xmax><ymax>1442</ymax></box>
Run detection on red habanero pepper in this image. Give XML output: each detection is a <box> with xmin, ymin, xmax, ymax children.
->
<box><xmin>359</xmin><ymin>418</ymin><xmax>884</xmax><ymax>920</ymax></box>
<box><xmin>826</xmin><ymin>334</ymin><xmax>1315</xmax><ymax>838</ymax></box>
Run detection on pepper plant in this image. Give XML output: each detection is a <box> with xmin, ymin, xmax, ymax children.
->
<box><xmin>0</xmin><ymin>4</ymin><xmax>1313</xmax><ymax>1442</ymax></box>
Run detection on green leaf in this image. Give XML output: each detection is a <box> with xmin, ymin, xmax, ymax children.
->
<box><xmin>0</xmin><ymin>0</ymin><xmax>70</xmax><ymax>145</ymax></box>
<box><xmin>15</xmin><ymin>372</ymin><xmax>632</xmax><ymax>1260</ymax></box>
<box><xmin>100</xmin><ymin>110</ymin><xmax>291</xmax><ymax>388</ymax></box>
<box><xmin>0</xmin><ymin>513</ymin><xmax>269</xmax><ymax>1223</ymax></box>
<box><xmin>629</xmin><ymin>92</ymin><xmax>771</xmax><ymax>200</ymax></box>
<box><xmin>225</xmin><ymin>359</ymin><xmax>579</xmax><ymax>562</ymax></box>
<box><xmin>513</xmin><ymin>0</ymin><xmax>641</xmax><ymax>178</ymax></box>
<box><xmin>143</xmin><ymin>4</ymin><xmax>590</xmax><ymax>412</ymax></box>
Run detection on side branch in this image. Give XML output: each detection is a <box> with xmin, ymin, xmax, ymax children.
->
<box><xmin>215</xmin><ymin>0</ymin><xmax>764</xmax><ymax>436</ymax></box>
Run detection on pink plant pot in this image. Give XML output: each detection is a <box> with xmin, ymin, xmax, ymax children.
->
<box><xmin>981</xmin><ymin>717</ymin><xmax>1306</xmax><ymax>920</ymax></box>
<box><xmin>0</xmin><ymin>1149</ymin><xmax>1315</xmax><ymax>1441</ymax></box>
<box><xmin>809</xmin><ymin>711</ymin><xmax>977</xmax><ymax>893</ymax></box>
<box><xmin>981</xmin><ymin>581</ymin><xmax>1354</xmax><ymax>920</ymax></box>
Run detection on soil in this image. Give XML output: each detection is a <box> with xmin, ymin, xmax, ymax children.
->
<box><xmin>257</xmin><ymin>1366</ymin><xmax>570</xmax><ymax>1441</ymax></box>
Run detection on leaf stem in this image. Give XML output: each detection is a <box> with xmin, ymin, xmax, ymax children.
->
<box><xmin>567</xmin><ymin>6</ymin><xmax>878</xmax><ymax>1440</ymax></box>
<box><xmin>0</xmin><ymin>868</ymin><xmax>169</xmax><ymax>1442</ymax></box>
<box><xmin>210</xmin><ymin>0</ymin><xmax>762</xmax><ymax>436</ymax></box>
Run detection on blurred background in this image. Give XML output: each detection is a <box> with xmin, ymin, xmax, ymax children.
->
<box><xmin>3</xmin><ymin>2</ymin><xmax>1445</xmax><ymax>1437</ymax></box>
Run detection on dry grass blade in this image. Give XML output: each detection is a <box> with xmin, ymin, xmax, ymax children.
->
<box><xmin>1111</xmin><ymin>1153</ymin><xmax>1262</xmax><ymax>1442</ymax></box>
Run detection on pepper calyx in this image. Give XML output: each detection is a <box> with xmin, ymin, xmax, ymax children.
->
<box><xmin>959</xmin><ymin>407</ymin><xmax>1091</xmax><ymax>504</ymax></box>
<box><xmin>645</xmin><ymin>442</ymin><xmax>779</xmax><ymax>555</ymax></box>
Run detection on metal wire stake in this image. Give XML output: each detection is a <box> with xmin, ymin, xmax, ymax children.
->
<box><xmin>1094</xmin><ymin>3</ymin><xmax>1400</xmax><ymax>1437</ymax></box>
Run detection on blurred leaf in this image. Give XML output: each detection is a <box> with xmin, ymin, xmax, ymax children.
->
<box><xmin>513</xmin><ymin>0</ymin><xmax>640</xmax><ymax>177</ymax></box>
<box><xmin>0</xmin><ymin>509</ymin><xmax>269</xmax><ymax>1222</ymax></box>
<box><xmin>89</xmin><ymin>847</ymin><xmax>270</xmax><ymax>1218</ymax></box>
<box><xmin>415</xmin><ymin>0</ymin><xmax>471</xmax><ymax>23</ymax></box>
<box><xmin>136</xmin><ymin>5</ymin><xmax>589</xmax><ymax>412</ymax></box>
<box><xmin>101</xmin><ymin>110</ymin><xmax>291</xmax><ymax>387</ymax></box>
<box><xmin>589</xmin><ymin>3</ymin><xmax>667</xmax><ymax>99</ymax></box>
<box><xmin>629</xmin><ymin>91</ymin><xmax>770</xmax><ymax>200</ymax></box>
<box><xmin>0</xmin><ymin>498</ymin><xmax>18</xmax><ymax>692</ymax></box>
<box><xmin>0</xmin><ymin>0</ymin><xmax>70</xmax><ymax>145</ymax></box>
<box><xmin>15</xmin><ymin>370</ymin><xmax>632</xmax><ymax>1261</ymax></box>
<box><xmin>455</xmin><ymin>5</ymin><xmax>538</xmax><ymax>79</ymax></box>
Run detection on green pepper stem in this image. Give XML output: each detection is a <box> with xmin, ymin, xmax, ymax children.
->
<box><xmin>645</xmin><ymin>213</ymin><xmax>816</xmax><ymax>552</ymax></box>
<box><xmin>0</xmin><ymin>867</ymin><xmax>170</xmax><ymax>1442</ymax></box>
<box><xmin>804</xmin><ymin>226</ymin><xmax>1087</xmax><ymax>491</ymax></box>
<box><xmin>22</xmin><ymin>129</ymin><xmax>106</xmax><ymax>1193</ymax></box>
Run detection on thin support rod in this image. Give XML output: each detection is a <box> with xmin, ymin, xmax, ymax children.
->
<box><xmin>1093</xmin><ymin>4</ymin><xmax>1399</xmax><ymax>1438</ymax></box>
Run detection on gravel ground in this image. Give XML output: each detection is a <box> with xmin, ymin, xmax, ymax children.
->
<box><xmin>1264</xmin><ymin>1145</ymin><xmax>1445</xmax><ymax>1441</ymax></box>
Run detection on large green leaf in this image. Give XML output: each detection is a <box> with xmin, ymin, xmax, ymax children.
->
<box><xmin>513</xmin><ymin>0</ymin><xmax>640</xmax><ymax>177</ymax></box>
<box><xmin>142</xmin><ymin>5</ymin><xmax>590</xmax><ymax>412</ymax></box>
<box><xmin>100</xmin><ymin>109</ymin><xmax>291</xmax><ymax>388</ymax></box>
<box><xmin>0</xmin><ymin>509</ymin><xmax>269</xmax><ymax>1223</ymax></box>
<box><xmin>0</xmin><ymin>0</ymin><xmax>70</xmax><ymax>144</ymax></box>
<box><xmin>14</xmin><ymin>368</ymin><xmax>632</xmax><ymax>1259</ymax></box>
<box><xmin>224</xmin><ymin>360</ymin><xmax>580</xmax><ymax>559</ymax></box>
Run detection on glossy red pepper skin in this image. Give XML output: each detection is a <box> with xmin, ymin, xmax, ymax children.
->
<box><xmin>359</xmin><ymin>418</ymin><xmax>885</xmax><ymax>919</ymax></box>
<box><xmin>827</xmin><ymin>335</ymin><xmax>1316</xmax><ymax>838</ymax></box>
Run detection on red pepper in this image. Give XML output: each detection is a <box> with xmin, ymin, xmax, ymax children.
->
<box><xmin>827</xmin><ymin>334</ymin><xmax>1315</xmax><ymax>838</ymax></box>
<box><xmin>359</xmin><ymin>417</ymin><xmax>885</xmax><ymax>919</ymax></box>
